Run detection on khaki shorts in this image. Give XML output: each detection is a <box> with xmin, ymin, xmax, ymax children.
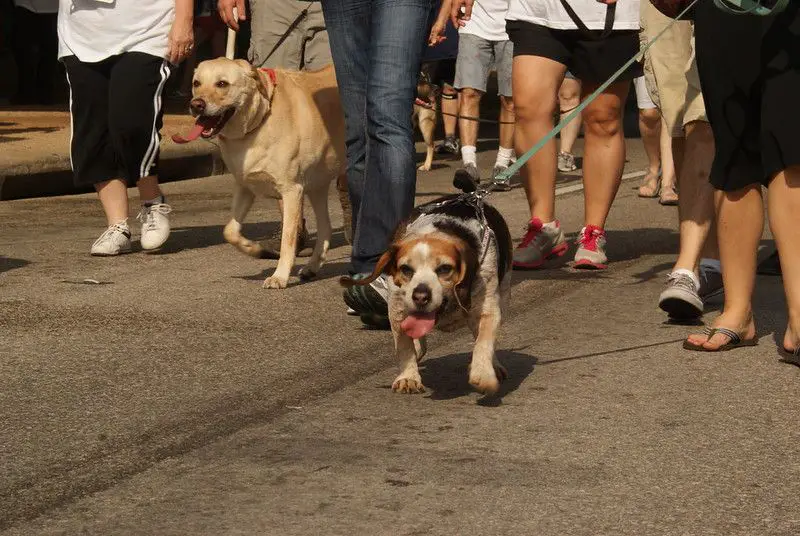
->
<box><xmin>640</xmin><ymin>1</ymin><xmax>706</xmax><ymax>137</ymax></box>
<box><xmin>249</xmin><ymin>0</ymin><xmax>332</xmax><ymax>70</ymax></box>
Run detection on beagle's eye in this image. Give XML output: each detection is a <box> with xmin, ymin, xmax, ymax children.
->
<box><xmin>399</xmin><ymin>264</ymin><xmax>415</xmax><ymax>278</ymax></box>
<box><xmin>192</xmin><ymin>79</ymin><xmax>200</xmax><ymax>88</ymax></box>
<box><xmin>436</xmin><ymin>264</ymin><xmax>454</xmax><ymax>277</ymax></box>
<box><xmin>215</xmin><ymin>80</ymin><xmax>229</xmax><ymax>88</ymax></box>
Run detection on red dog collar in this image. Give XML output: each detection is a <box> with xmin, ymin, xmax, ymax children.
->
<box><xmin>258</xmin><ymin>68</ymin><xmax>277</xmax><ymax>85</ymax></box>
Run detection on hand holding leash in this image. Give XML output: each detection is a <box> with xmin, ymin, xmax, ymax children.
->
<box><xmin>449</xmin><ymin>0</ymin><xmax>473</xmax><ymax>29</ymax></box>
<box><xmin>218</xmin><ymin>0</ymin><xmax>247</xmax><ymax>32</ymax></box>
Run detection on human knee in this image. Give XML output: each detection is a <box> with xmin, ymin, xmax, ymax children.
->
<box><xmin>460</xmin><ymin>87</ymin><xmax>483</xmax><ymax>103</ymax></box>
<box><xmin>514</xmin><ymin>93</ymin><xmax>557</xmax><ymax>124</ymax></box>
<box><xmin>500</xmin><ymin>95</ymin><xmax>514</xmax><ymax>114</ymax></box>
<box><xmin>583</xmin><ymin>103</ymin><xmax>623</xmax><ymax>138</ymax></box>
<box><xmin>639</xmin><ymin>107</ymin><xmax>660</xmax><ymax>125</ymax></box>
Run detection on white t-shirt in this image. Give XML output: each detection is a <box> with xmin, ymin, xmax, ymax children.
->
<box><xmin>507</xmin><ymin>0</ymin><xmax>640</xmax><ymax>31</ymax></box>
<box><xmin>460</xmin><ymin>0</ymin><xmax>511</xmax><ymax>41</ymax></box>
<box><xmin>57</xmin><ymin>0</ymin><xmax>175</xmax><ymax>62</ymax></box>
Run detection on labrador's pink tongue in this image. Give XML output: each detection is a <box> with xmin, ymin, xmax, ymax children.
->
<box><xmin>171</xmin><ymin>123</ymin><xmax>205</xmax><ymax>144</ymax></box>
<box><xmin>400</xmin><ymin>313</ymin><xmax>436</xmax><ymax>339</ymax></box>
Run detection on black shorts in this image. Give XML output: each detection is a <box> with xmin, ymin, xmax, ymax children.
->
<box><xmin>63</xmin><ymin>52</ymin><xmax>172</xmax><ymax>188</ymax></box>
<box><xmin>506</xmin><ymin>20</ymin><xmax>642</xmax><ymax>84</ymax></box>
<box><xmin>694</xmin><ymin>1</ymin><xmax>800</xmax><ymax>191</ymax></box>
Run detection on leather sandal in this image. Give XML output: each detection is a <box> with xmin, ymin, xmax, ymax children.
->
<box><xmin>683</xmin><ymin>326</ymin><xmax>758</xmax><ymax>352</ymax></box>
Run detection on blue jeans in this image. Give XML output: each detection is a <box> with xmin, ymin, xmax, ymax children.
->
<box><xmin>322</xmin><ymin>0</ymin><xmax>431</xmax><ymax>274</ymax></box>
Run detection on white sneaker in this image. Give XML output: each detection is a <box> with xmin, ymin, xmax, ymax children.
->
<box><xmin>90</xmin><ymin>222</ymin><xmax>132</xmax><ymax>256</ymax></box>
<box><xmin>137</xmin><ymin>202</ymin><xmax>172</xmax><ymax>250</ymax></box>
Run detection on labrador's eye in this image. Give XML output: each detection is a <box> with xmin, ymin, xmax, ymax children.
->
<box><xmin>436</xmin><ymin>264</ymin><xmax>454</xmax><ymax>277</ymax></box>
<box><xmin>215</xmin><ymin>80</ymin><xmax>229</xmax><ymax>88</ymax></box>
<box><xmin>192</xmin><ymin>79</ymin><xmax>201</xmax><ymax>88</ymax></box>
<box><xmin>399</xmin><ymin>264</ymin><xmax>415</xmax><ymax>278</ymax></box>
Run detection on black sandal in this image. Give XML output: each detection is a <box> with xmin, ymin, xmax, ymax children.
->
<box><xmin>683</xmin><ymin>326</ymin><xmax>758</xmax><ymax>352</ymax></box>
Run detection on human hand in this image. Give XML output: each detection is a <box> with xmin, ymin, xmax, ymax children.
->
<box><xmin>167</xmin><ymin>16</ymin><xmax>195</xmax><ymax>65</ymax></box>
<box><xmin>429</xmin><ymin>18</ymin><xmax>448</xmax><ymax>46</ymax></box>
<box><xmin>450</xmin><ymin>0</ymin><xmax>474</xmax><ymax>29</ymax></box>
<box><xmin>218</xmin><ymin>0</ymin><xmax>247</xmax><ymax>31</ymax></box>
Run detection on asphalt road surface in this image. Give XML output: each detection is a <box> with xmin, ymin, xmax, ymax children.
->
<box><xmin>2</xmin><ymin>142</ymin><xmax>799</xmax><ymax>535</ymax></box>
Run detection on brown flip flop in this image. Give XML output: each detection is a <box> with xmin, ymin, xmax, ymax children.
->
<box><xmin>683</xmin><ymin>326</ymin><xmax>758</xmax><ymax>352</ymax></box>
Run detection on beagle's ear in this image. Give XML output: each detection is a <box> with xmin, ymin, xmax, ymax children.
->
<box><xmin>454</xmin><ymin>244</ymin><xmax>477</xmax><ymax>289</ymax></box>
<box><xmin>339</xmin><ymin>246</ymin><xmax>398</xmax><ymax>288</ymax></box>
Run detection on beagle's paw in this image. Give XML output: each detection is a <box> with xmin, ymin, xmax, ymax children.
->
<box><xmin>392</xmin><ymin>374</ymin><xmax>425</xmax><ymax>394</ymax></box>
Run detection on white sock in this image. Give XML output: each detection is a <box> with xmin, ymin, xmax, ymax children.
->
<box><xmin>672</xmin><ymin>268</ymin><xmax>700</xmax><ymax>290</ymax></box>
<box><xmin>495</xmin><ymin>146</ymin><xmax>514</xmax><ymax>168</ymax></box>
<box><xmin>542</xmin><ymin>220</ymin><xmax>559</xmax><ymax>230</ymax></box>
<box><xmin>700</xmin><ymin>258</ymin><xmax>721</xmax><ymax>273</ymax></box>
<box><xmin>461</xmin><ymin>145</ymin><xmax>477</xmax><ymax>166</ymax></box>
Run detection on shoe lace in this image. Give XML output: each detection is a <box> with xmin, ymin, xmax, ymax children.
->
<box><xmin>137</xmin><ymin>204</ymin><xmax>172</xmax><ymax>231</ymax></box>
<box><xmin>576</xmin><ymin>225</ymin><xmax>603</xmax><ymax>251</ymax></box>
<box><xmin>667</xmin><ymin>272</ymin><xmax>697</xmax><ymax>293</ymax></box>
<box><xmin>519</xmin><ymin>219</ymin><xmax>545</xmax><ymax>248</ymax></box>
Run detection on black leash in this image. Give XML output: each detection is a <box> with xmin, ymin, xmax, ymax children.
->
<box><xmin>254</xmin><ymin>1</ymin><xmax>312</xmax><ymax>67</ymax></box>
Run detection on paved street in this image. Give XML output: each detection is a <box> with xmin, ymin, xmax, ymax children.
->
<box><xmin>2</xmin><ymin>141</ymin><xmax>799</xmax><ymax>535</ymax></box>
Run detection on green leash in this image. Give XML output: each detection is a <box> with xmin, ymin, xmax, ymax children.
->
<box><xmin>714</xmin><ymin>0</ymin><xmax>790</xmax><ymax>16</ymax></box>
<box><xmin>494</xmin><ymin>0</ymin><xmax>702</xmax><ymax>183</ymax></box>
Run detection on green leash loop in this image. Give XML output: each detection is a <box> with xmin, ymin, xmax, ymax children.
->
<box><xmin>714</xmin><ymin>0</ymin><xmax>790</xmax><ymax>16</ymax></box>
<box><xmin>495</xmin><ymin>0</ymin><xmax>702</xmax><ymax>184</ymax></box>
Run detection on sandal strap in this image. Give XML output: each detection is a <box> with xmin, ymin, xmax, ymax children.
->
<box><xmin>708</xmin><ymin>327</ymin><xmax>742</xmax><ymax>345</ymax></box>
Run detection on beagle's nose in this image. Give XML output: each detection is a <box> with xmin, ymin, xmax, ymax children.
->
<box><xmin>190</xmin><ymin>98</ymin><xmax>206</xmax><ymax>115</ymax></box>
<box><xmin>412</xmin><ymin>284</ymin><xmax>432</xmax><ymax>308</ymax></box>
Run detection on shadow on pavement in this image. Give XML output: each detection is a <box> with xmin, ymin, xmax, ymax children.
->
<box><xmin>0</xmin><ymin>255</ymin><xmax>30</xmax><ymax>274</ymax></box>
<box><xmin>420</xmin><ymin>350</ymin><xmax>537</xmax><ymax>406</ymax></box>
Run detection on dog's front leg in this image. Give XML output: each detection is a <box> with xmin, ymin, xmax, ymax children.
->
<box><xmin>263</xmin><ymin>184</ymin><xmax>303</xmax><ymax>289</ymax></box>
<box><xmin>389</xmin><ymin>297</ymin><xmax>425</xmax><ymax>394</ymax></box>
<box><xmin>467</xmin><ymin>299</ymin><xmax>507</xmax><ymax>395</ymax></box>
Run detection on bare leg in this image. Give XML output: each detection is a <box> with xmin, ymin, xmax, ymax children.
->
<box><xmin>498</xmin><ymin>95</ymin><xmax>515</xmax><ymax>150</ymax></box>
<box><xmin>441</xmin><ymin>86</ymin><xmax>458</xmax><ymax>139</ymax></box>
<box><xmin>558</xmin><ymin>77</ymin><xmax>582</xmax><ymax>155</ymax></box>
<box><xmin>686</xmin><ymin>185</ymin><xmax>761</xmax><ymax>349</ymax></box>
<box><xmin>673</xmin><ymin>121</ymin><xmax>716</xmax><ymax>272</ymax></box>
<box><xmin>458</xmin><ymin>87</ymin><xmax>482</xmax><ymax>154</ymax></box>
<box><xmin>658</xmin><ymin>117</ymin><xmax>678</xmax><ymax>203</ymax></box>
<box><xmin>137</xmin><ymin>175</ymin><xmax>162</xmax><ymax>202</ymax></box>
<box><xmin>637</xmin><ymin>107</ymin><xmax>662</xmax><ymax>197</ymax></box>
<box><xmin>580</xmin><ymin>80</ymin><xmax>629</xmax><ymax>229</ymax></box>
<box><xmin>513</xmin><ymin>55</ymin><xmax>566</xmax><ymax>222</ymax></box>
<box><xmin>96</xmin><ymin>179</ymin><xmax>129</xmax><ymax>225</ymax></box>
<box><xmin>767</xmin><ymin>166</ymin><xmax>800</xmax><ymax>351</ymax></box>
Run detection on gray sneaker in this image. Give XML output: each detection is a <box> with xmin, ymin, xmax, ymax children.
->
<box><xmin>491</xmin><ymin>165</ymin><xmax>512</xmax><ymax>191</ymax></box>
<box><xmin>558</xmin><ymin>151</ymin><xmax>577</xmax><ymax>172</ymax></box>
<box><xmin>659</xmin><ymin>271</ymin><xmax>703</xmax><ymax>320</ymax></box>
<box><xmin>90</xmin><ymin>222</ymin><xmax>132</xmax><ymax>256</ymax></box>
<box><xmin>453</xmin><ymin>162</ymin><xmax>480</xmax><ymax>192</ymax></box>
<box><xmin>699</xmin><ymin>264</ymin><xmax>724</xmax><ymax>302</ymax></box>
<box><xmin>512</xmin><ymin>218</ymin><xmax>568</xmax><ymax>269</ymax></box>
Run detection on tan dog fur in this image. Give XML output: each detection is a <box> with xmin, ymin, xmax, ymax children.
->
<box><xmin>191</xmin><ymin>58</ymin><xmax>349</xmax><ymax>288</ymax></box>
<box><xmin>413</xmin><ymin>74</ymin><xmax>438</xmax><ymax>172</ymax></box>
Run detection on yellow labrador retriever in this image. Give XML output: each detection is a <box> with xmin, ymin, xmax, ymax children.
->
<box><xmin>174</xmin><ymin>58</ymin><xmax>349</xmax><ymax>289</ymax></box>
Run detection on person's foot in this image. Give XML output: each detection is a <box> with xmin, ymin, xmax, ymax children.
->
<box><xmin>757</xmin><ymin>250</ymin><xmax>781</xmax><ymax>276</ymax></box>
<box><xmin>573</xmin><ymin>225</ymin><xmax>608</xmax><ymax>270</ymax></box>
<box><xmin>90</xmin><ymin>221</ymin><xmax>132</xmax><ymax>256</ymax></box>
<box><xmin>659</xmin><ymin>270</ymin><xmax>703</xmax><ymax>319</ymax></box>
<box><xmin>137</xmin><ymin>202</ymin><xmax>172</xmax><ymax>251</ymax></box>
<box><xmin>435</xmin><ymin>136</ymin><xmax>460</xmax><ymax>157</ymax></box>
<box><xmin>343</xmin><ymin>273</ymin><xmax>390</xmax><ymax>329</ymax></box>
<box><xmin>659</xmin><ymin>183</ymin><xmax>679</xmax><ymax>206</ymax></box>
<box><xmin>685</xmin><ymin>313</ymin><xmax>756</xmax><ymax>351</ymax></box>
<box><xmin>698</xmin><ymin>263</ymin><xmax>724</xmax><ymax>302</ymax></box>
<box><xmin>782</xmin><ymin>324</ymin><xmax>800</xmax><ymax>358</ymax></box>
<box><xmin>512</xmin><ymin>218</ymin><xmax>568</xmax><ymax>269</ymax></box>
<box><xmin>557</xmin><ymin>151</ymin><xmax>577</xmax><ymax>172</ymax></box>
<box><xmin>453</xmin><ymin>163</ymin><xmax>480</xmax><ymax>192</ymax></box>
<box><xmin>638</xmin><ymin>169</ymin><xmax>661</xmax><ymax>198</ymax></box>
<box><xmin>490</xmin><ymin>165</ymin><xmax>512</xmax><ymax>191</ymax></box>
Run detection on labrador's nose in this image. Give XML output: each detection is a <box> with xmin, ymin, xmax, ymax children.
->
<box><xmin>190</xmin><ymin>98</ymin><xmax>206</xmax><ymax>115</ymax></box>
<box><xmin>412</xmin><ymin>284</ymin><xmax>432</xmax><ymax>308</ymax></box>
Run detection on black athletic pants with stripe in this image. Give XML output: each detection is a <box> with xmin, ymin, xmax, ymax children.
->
<box><xmin>63</xmin><ymin>52</ymin><xmax>172</xmax><ymax>188</ymax></box>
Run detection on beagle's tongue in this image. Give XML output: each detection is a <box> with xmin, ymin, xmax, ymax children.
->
<box><xmin>400</xmin><ymin>312</ymin><xmax>436</xmax><ymax>339</ymax></box>
<box><xmin>171</xmin><ymin>122</ymin><xmax>205</xmax><ymax>144</ymax></box>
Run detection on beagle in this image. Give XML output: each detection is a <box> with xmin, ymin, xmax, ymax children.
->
<box><xmin>342</xmin><ymin>194</ymin><xmax>513</xmax><ymax>395</ymax></box>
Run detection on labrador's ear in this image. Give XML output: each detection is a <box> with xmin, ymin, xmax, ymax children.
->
<box><xmin>236</xmin><ymin>59</ymin><xmax>272</xmax><ymax>100</ymax></box>
<box><xmin>339</xmin><ymin>246</ymin><xmax>398</xmax><ymax>288</ymax></box>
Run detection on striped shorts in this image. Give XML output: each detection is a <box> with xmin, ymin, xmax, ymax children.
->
<box><xmin>63</xmin><ymin>52</ymin><xmax>171</xmax><ymax>187</ymax></box>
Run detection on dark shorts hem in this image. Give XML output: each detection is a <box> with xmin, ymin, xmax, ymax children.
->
<box><xmin>506</xmin><ymin>20</ymin><xmax>642</xmax><ymax>83</ymax></box>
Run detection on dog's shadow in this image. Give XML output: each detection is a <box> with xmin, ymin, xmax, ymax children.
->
<box><xmin>419</xmin><ymin>350</ymin><xmax>537</xmax><ymax>406</ymax></box>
